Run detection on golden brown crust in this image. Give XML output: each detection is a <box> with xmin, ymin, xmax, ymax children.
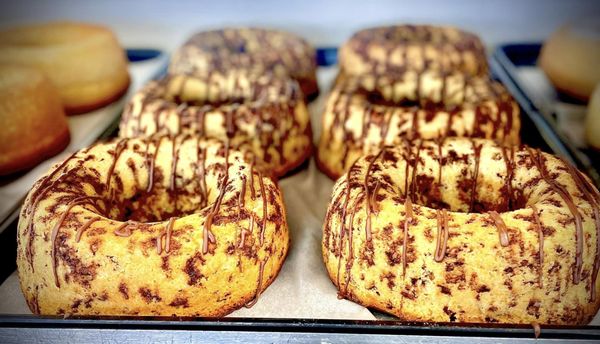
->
<box><xmin>17</xmin><ymin>136</ymin><xmax>289</xmax><ymax>316</ymax></box>
<box><xmin>0</xmin><ymin>65</ymin><xmax>70</xmax><ymax>176</ymax></box>
<box><xmin>0</xmin><ymin>21</ymin><xmax>130</xmax><ymax>114</ymax></box>
<box><xmin>322</xmin><ymin>137</ymin><xmax>600</xmax><ymax>325</ymax></box>
<box><xmin>120</xmin><ymin>72</ymin><xmax>313</xmax><ymax>178</ymax></box>
<box><xmin>317</xmin><ymin>72</ymin><xmax>520</xmax><ymax>179</ymax></box>
<box><xmin>339</xmin><ymin>25</ymin><xmax>489</xmax><ymax>77</ymax></box>
<box><xmin>169</xmin><ymin>27</ymin><xmax>318</xmax><ymax>100</ymax></box>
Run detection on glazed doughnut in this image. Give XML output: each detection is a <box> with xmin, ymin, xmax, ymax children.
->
<box><xmin>169</xmin><ymin>28</ymin><xmax>319</xmax><ymax>100</ymax></box>
<box><xmin>539</xmin><ymin>18</ymin><xmax>600</xmax><ymax>101</ymax></box>
<box><xmin>339</xmin><ymin>25</ymin><xmax>489</xmax><ymax>77</ymax></box>
<box><xmin>322</xmin><ymin>137</ymin><xmax>600</xmax><ymax>324</ymax></box>
<box><xmin>0</xmin><ymin>64</ymin><xmax>70</xmax><ymax>176</ymax></box>
<box><xmin>317</xmin><ymin>71</ymin><xmax>520</xmax><ymax>179</ymax></box>
<box><xmin>120</xmin><ymin>72</ymin><xmax>312</xmax><ymax>177</ymax></box>
<box><xmin>17</xmin><ymin>136</ymin><xmax>288</xmax><ymax>316</ymax></box>
<box><xmin>0</xmin><ymin>21</ymin><xmax>130</xmax><ymax>114</ymax></box>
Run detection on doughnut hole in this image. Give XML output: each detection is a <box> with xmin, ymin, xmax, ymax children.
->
<box><xmin>84</xmin><ymin>138</ymin><xmax>230</xmax><ymax>223</ymax></box>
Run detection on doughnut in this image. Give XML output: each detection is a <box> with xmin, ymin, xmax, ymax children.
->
<box><xmin>0</xmin><ymin>21</ymin><xmax>130</xmax><ymax>114</ymax></box>
<box><xmin>339</xmin><ymin>25</ymin><xmax>489</xmax><ymax>77</ymax></box>
<box><xmin>17</xmin><ymin>136</ymin><xmax>288</xmax><ymax>316</ymax></box>
<box><xmin>539</xmin><ymin>18</ymin><xmax>600</xmax><ymax>101</ymax></box>
<box><xmin>120</xmin><ymin>72</ymin><xmax>312</xmax><ymax>177</ymax></box>
<box><xmin>317</xmin><ymin>71</ymin><xmax>520</xmax><ymax>179</ymax></box>
<box><xmin>169</xmin><ymin>28</ymin><xmax>319</xmax><ymax>100</ymax></box>
<box><xmin>0</xmin><ymin>64</ymin><xmax>70</xmax><ymax>176</ymax></box>
<box><xmin>322</xmin><ymin>137</ymin><xmax>600</xmax><ymax>324</ymax></box>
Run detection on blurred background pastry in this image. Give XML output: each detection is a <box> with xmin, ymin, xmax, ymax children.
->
<box><xmin>0</xmin><ymin>21</ymin><xmax>130</xmax><ymax>114</ymax></box>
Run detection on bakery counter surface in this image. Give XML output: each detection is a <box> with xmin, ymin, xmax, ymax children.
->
<box><xmin>1</xmin><ymin>59</ymin><xmax>600</xmax><ymax>343</ymax></box>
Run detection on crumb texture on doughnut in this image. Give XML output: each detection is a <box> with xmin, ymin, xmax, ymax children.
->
<box><xmin>0</xmin><ymin>21</ymin><xmax>130</xmax><ymax>114</ymax></box>
<box><xmin>0</xmin><ymin>64</ymin><xmax>70</xmax><ymax>176</ymax></box>
<box><xmin>339</xmin><ymin>25</ymin><xmax>488</xmax><ymax>77</ymax></box>
<box><xmin>169</xmin><ymin>28</ymin><xmax>318</xmax><ymax>100</ymax></box>
<box><xmin>322</xmin><ymin>137</ymin><xmax>600</xmax><ymax>324</ymax></box>
<box><xmin>317</xmin><ymin>71</ymin><xmax>520</xmax><ymax>179</ymax></box>
<box><xmin>17</xmin><ymin>136</ymin><xmax>289</xmax><ymax>316</ymax></box>
<box><xmin>120</xmin><ymin>72</ymin><xmax>312</xmax><ymax>177</ymax></box>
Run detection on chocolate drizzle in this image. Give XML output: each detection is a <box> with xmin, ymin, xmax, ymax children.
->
<box><xmin>114</xmin><ymin>221</ymin><xmax>132</xmax><ymax>237</ymax></box>
<box><xmin>258</xmin><ymin>172</ymin><xmax>268</xmax><ymax>246</ymax></box>
<box><xmin>244</xmin><ymin>257</ymin><xmax>269</xmax><ymax>308</ymax></box>
<box><xmin>402</xmin><ymin>197</ymin><xmax>413</xmax><ymax>277</ymax></box>
<box><xmin>201</xmin><ymin>142</ymin><xmax>229</xmax><ymax>254</ymax></box>
<box><xmin>530</xmin><ymin>204</ymin><xmax>544</xmax><ymax>288</ymax></box>
<box><xmin>559</xmin><ymin>157</ymin><xmax>600</xmax><ymax>299</ymax></box>
<box><xmin>469</xmin><ymin>142</ymin><xmax>482</xmax><ymax>213</ymax></box>
<box><xmin>434</xmin><ymin>209</ymin><xmax>449</xmax><ymax>262</ymax></box>
<box><xmin>488</xmin><ymin>210</ymin><xmax>510</xmax><ymax>247</ymax></box>
<box><xmin>364</xmin><ymin>148</ymin><xmax>386</xmax><ymax>243</ymax></box>
<box><xmin>336</xmin><ymin>161</ymin><xmax>357</xmax><ymax>295</ymax></box>
<box><xmin>75</xmin><ymin>217</ymin><xmax>101</xmax><ymax>243</ymax></box>
<box><xmin>500</xmin><ymin>145</ymin><xmax>515</xmax><ymax>210</ymax></box>
<box><xmin>146</xmin><ymin>137</ymin><xmax>165</xmax><ymax>193</ymax></box>
<box><xmin>528</xmin><ymin>148</ymin><xmax>583</xmax><ymax>284</ymax></box>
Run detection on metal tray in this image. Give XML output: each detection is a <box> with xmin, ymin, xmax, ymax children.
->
<box><xmin>1</xmin><ymin>47</ymin><xmax>599</xmax><ymax>343</ymax></box>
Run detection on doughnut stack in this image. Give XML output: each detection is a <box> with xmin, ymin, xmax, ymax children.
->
<box><xmin>317</xmin><ymin>25</ymin><xmax>520</xmax><ymax>179</ymax></box>
<box><xmin>18</xmin><ymin>27</ymin><xmax>319</xmax><ymax>317</ymax></box>
<box><xmin>320</xmin><ymin>25</ymin><xmax>600</xmax><ymax>325</ymax></box>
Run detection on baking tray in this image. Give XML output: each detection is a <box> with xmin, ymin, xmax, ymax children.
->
<box><xmin>492</xmin><ymin>43</ymin><xmax>600</xmax><ymax>188</ymax></box>
<box><xmin>1</xmin><ymin>47</ymin><xmax>600</xmax><ymax>343</ymax></box>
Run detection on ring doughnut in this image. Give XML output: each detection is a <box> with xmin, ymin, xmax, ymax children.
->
<box><xmin>120</xmin><ymin>72</ymin><xmax>312</xmax><ymax>177</ymax></box>
<box><xmin>169</xmin><ymin>28</ymin><xmax>319</xmax><ymax>100</ymax></box>
<box><xmin>0</xmin><ymin>21</ymin><xmax>130</xmax><ymax>114</ymax></box>
<box><xmin>322</xmin><ymin>137</ymin><xmax>600</xmax><ymax>324</ymax></box>
<box><xmin>17</xmin><ymin>136</ymin><xmax>288</xmax><ymax>316</ymax></box>
<box><xmin>317</xmin><ymin>71</ymin><xmax>520</xmax><ymax>179</ymax></box>
<box><xmin>339</xmin><ymin>25</ymin><xmax>488</xmax><ymax>77</ymax></box>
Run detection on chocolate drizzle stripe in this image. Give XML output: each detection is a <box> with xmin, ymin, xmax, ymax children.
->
<box><xmin>403</xmin><ymin>197</ymin><xmax>413</xmax><ymax>277</ymax></box>
<box><xmin>75</xmin><ymin>217</ymin><xmax>101</xmax><ymax>243</ymax></box>
<box><xmin>51</xmin><ymin>196</ymin><xmax>100</xmax><ymax>288</ymax></box>
<box><xmin>202</xmin><ymin>142</ymin><xmax>229</xmax><ymax>254</ymax></box>
<box><xmin>528</xmin><ymin>148</ymin><xmax>583</xmax><ymax>284</ymax></box>
<box><xmin>530</xmin><ymin>204</ymin><xmax>544</xmax><ymax>288</ymax></box>
<box><xmin>147</xmin><ymin>137</ymin><xmax>165</xmax><ymax>193</ymax></box>
<box><xmin>337</xmin><ymin>160</ymin><xmax>358</xmax><ymax>294</ymax></box>
<box><xmin>488</xmin><ymin>210</ymin><xmax>510</xmax><ymax>247</ymax></box>
<box><xmin>500</xmin><ymin>145</ymin><xmax>515</xmax><ymax>211</ymax></box>
<box><xmin>560</xmin><ymin>157</ymin><xmax>600</xmax><ymax>299</ymax></box>
<box><xmin>114</xmin><ymin>222</ymin><xmax>132</xmax><ymax>237</ymax></box>
<box><xmin>434</xmin><ymin>209</ymin><xmax>449</xmax><ymax>262</ymax></box>
<box><xmin>364</xmin><ymin>148</ymin><xmax>386</xmax><ymax>243</ymax></box>
<box><xmin>410</xmin><ymin>140</ymin><xmax>423</xmax><ymax>202</ymax></box>
<box><xmin>342</xmin><ymin>192</ymin><xmax>362</xmax><ymax>297</ymax></box>
<box><xmin>469</xmin><ymin>142</ymin><xmax>483</xmax><ymax>213</ymax></box>
<box><xmin>106</xmin><ymin>140</ymin><xmax>127</xmax><ymax>189</ymax></box>
<box><xmin>165</xmin><ymin>217</ymin><xmax>175</xmax><ymax>254</ymax></box>
<box><xmin>258</xmin><ymin>172</ymin><xmax>267</xmax><ymax>246</ymax></box>
<box><xmin>244</xmin><ymin>257</ymin><xmax>269</xmax><ymax>308</ymax></box>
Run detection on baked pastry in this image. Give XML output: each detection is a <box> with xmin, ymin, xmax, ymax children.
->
<box><xmin>120</xmin><ymin>72</ymin><xmax>312</xmax><ymax>177</ymax></box>
<box><xmin>17</xmin><ymin>136</ymin><xmax>289</xmax><ymax>316</ymax></box>
<box><xmin>339</xmin><ymin>25</ymin><xmax>488</xmax><ymax>77</ymax></box>
<box><xmin>0</xmin><ymin>64</ymin><xmax>70</xmax><ymax>176</ymax></box>
<box><xmin>322</xmin><ymin>137</ymin><xmax>600</xmax><ymax>324</ymax></box>
<box><xmin>0</xmin><ymin>21</ymin><xmax>130</xmax><ymax>114</ymax></box>
<box><xmin>585</xmin><ymin>84</ymin><xmax>600</xmax><ymax>150</ymax></box>
<box><xmin>169</xmin><ymin>28</ymin><xmax>319</xmax><ymax>100</ymax></box>
<box><xmin>539</xmin><ymin>18</ymin><xmax>600</xmax><ymax>101</ymax></box>
<box><xmin>317</xmin><ymin>71</ymin><xmax>520</xmax><ymax>179</ymax></box>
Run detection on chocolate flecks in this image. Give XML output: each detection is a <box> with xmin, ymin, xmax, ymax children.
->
<box><xmin>119</xmin><ymin>282</ymin><xmax>129</xmax><ymax>300</ymax></box>
<box><xmin>139</xmin><ymin>287</ymin><xmax>162</xmax><ymax>303</ymax></box>
<box><xmin>169</xmin><ymin>296</ymin><xmax>190</xmax><ymax>308</ymax></box>
<box><xmin>184</xmin><ymin>252</ymin><xmax>206</xmax><ymax>286</ymax></box>
<box><xmin>440</xmin><ymin>285</ymin><xmax>452</xmax><ymax>295</ymax></box>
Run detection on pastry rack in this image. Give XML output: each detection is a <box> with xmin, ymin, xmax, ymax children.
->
<box><xmin>0</xmin><ymin>47</ymin><xmax>599</xmax><ymax>343</ymax></box>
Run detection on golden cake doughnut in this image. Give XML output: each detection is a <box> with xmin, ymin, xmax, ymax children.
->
<box><xmin>120</xmin><ymin>72</ymin><xmax>312</xmax><ymax>177</ymax></box>
<box><xmin>0</xmin><ymin>64</ymin><xmax>70</xmax><ymax>176</ymax></box>
<box><xmin>169</xmin><ymin>28</ymin><xmax>319</xmax><ymax>100</ymax></box>
<box><xmin>339</xmin><ymin>25</ymin><xmax>488</xmax><ymax>77</ymax></box>
<box><xmin>539</xmin><ymin>18</ymin><xmax>600</xmax><ymax>101</ymax></box>
<box><xmin>322</xmin><ymin>137</ymin><xmax>600</xmax><ymax>324</ymax></box>
<box><xmin>17</xmin><ymin>136</ymin><xmax>289</xmax><ymax>316</ymax></box>
<box><xmin>317</xmin><ymin>71</ymin><xmax>520</xmax><ymax>179</ymax></box>
<box><xmin>0</xmin><ymin>21</ymin><xmax>130</xmax><ymax>114</ymax></box>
